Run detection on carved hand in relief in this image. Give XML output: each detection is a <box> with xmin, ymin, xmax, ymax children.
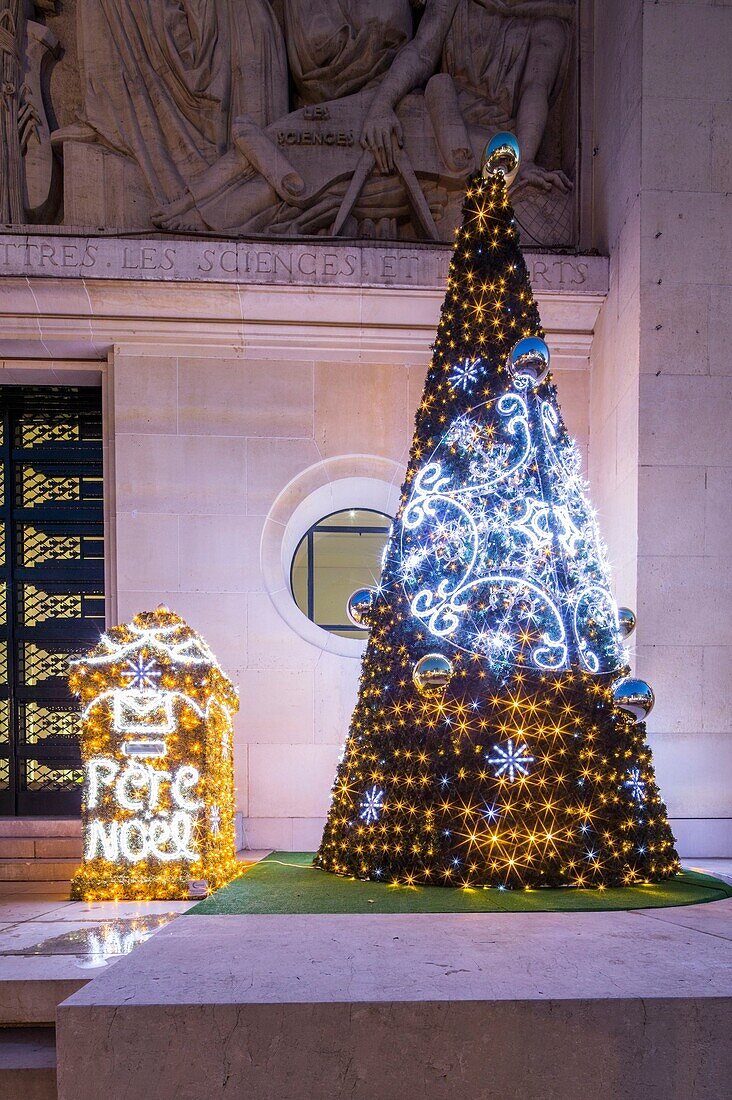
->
<box><xmin>360</xmin><ymin>104</ymin><xmax>404</xmax><ymax>175</ymax></box>
<box><xmin>513</xmin><ymin>160</ymin><xmax>573</xmax><ymax>195</ymax></box>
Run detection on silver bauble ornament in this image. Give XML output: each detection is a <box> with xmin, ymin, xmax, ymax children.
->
<box><xmin>481</xmin><ymin>131</ymin><xmax>520</xmax><ymax>186</ymax></box>
<box><xmin>612</xmin><ymin>677</ymin><xmax>655</xmax><ymax>722</ymax></box>
<box><xmin>413</xmin><ymin>653</ymin><xmax>453</xmax><ymax>694</ymax></box>
<box><xmin>346</xmin><ymin>587</ymin><xmax>375</xmax><ymax>627</ymax></box>
<box><xmin>507</xmin><ymin>336</ymin><xmax>551</xmax><ymax>387</ymax></box>
<box><xmin>617</xmin><ymin>607</ymin><xmax>637</xmax><ymax>639</ymax></box>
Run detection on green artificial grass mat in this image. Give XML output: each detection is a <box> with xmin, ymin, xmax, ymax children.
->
<box><xmin>190</xmin><ymin>853</ymin><xmax>732</xmax><ymax>915</ymax></box>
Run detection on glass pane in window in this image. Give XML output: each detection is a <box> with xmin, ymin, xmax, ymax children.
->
<box><xmin>290</xmin><ymin>508</ymin><xmax>391</xmax><ymax>636</ymax></box>
<box><xmin>312</xmin><ymin>530</ymin><xmax>385</xmax><ymax>628</ymax></box>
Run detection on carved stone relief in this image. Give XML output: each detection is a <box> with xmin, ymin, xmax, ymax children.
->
<box><xmin>0</xmin><ymin>1</ymin><xmax>60</xmax><ymax>224</ymax></box>
<box><xmin>3</xmin><ymin>0</ymin><xmax>582</xmax><ymax>247</ymax></box>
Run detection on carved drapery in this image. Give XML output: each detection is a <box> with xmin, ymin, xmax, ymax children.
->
<box><xmin>3</xmin><ymin>0</ymin><xmax>581</xmax><ymax>246</ymax></box>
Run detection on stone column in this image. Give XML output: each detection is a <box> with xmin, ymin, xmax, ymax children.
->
<box><xmin>590</xmin><ymin>0</ymin><xmax>732</xmax><ymax>856</ymax></box>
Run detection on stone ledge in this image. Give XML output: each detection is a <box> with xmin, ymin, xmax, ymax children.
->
<box><xmin>0</xmin><ymin>235</ymin><xmax>608</xmax><ymax>295</ymax></box>
<box><xmin>55</xmin><ymin>908</ymin><xmax>732</xmax><ymax>1100</ymax></box>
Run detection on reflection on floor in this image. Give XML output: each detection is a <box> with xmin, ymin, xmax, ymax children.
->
<box><xmin>0</xmin><ymin>854</ymin><xmax>728</xmax><ymax>971</ymax></box>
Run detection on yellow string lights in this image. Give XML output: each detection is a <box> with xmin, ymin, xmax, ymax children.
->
<box><xmin>70</xmin><ymin>606</ymin><xmax>239</xmax><ymax>901</ymax></box>
<box><xmin>316</xmin><ymin>171</ymin><xmax>679</xmax><ymax>890</ymax></box>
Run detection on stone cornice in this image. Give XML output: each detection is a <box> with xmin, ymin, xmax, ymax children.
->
<box><xmin>0</xmin><ymin>237</ymin><xmax>608</xmax><ymax>363</ymax></box>
<box><xmin>0</xmin><ymin>235</ymin><xmax>607</xmax><ymax>293</ymax></box>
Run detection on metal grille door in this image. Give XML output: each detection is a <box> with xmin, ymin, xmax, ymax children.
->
<box><xmin>0</xmin><ymin>387</ymin><xmax>104</xmax><ymax>816</ymax></box>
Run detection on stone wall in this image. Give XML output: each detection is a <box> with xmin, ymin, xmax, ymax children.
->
<box><xmin>590</xmin><ymin>0</ymin><xmax>732</xmax><ymax>856</ymax></box>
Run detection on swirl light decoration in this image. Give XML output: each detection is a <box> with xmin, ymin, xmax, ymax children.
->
<box><xmin>316</xmin><ymin>139</ymin><xmax>678</xmax><ymax>890</ymax></box>
<box><xmin>69</xmin><ymin>606</ymin><xmax>239</xmax><ymax>901</ymax></box>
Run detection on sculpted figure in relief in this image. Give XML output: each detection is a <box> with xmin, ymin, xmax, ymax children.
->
<box><xmin>1</xmin><ymin>0</ymin><xmax>60</xmax><ymax>224</ymax></box>
<box><xmin>54</xmin><ymin>0</ymin><xmax>288</xmax><ymax>225</ymax></box>
<box><xmin>45</xmin><ymin>0</ymin><xmax>577</xmax><ymax>243</ymax></box>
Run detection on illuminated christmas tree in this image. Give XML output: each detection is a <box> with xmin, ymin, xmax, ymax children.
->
<box><xmin>316</xmin><ymin>135</ymin><xmax>679</xmax><ymax>890</ymax></box>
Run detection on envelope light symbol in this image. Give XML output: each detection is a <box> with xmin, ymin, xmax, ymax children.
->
<box><xmin>112</xmin><ymin>690</ymin><xmax>176</xmax><ymax>734</ymax></box>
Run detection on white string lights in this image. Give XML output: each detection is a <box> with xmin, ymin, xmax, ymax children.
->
<box><xmin>70</xmin><ymin>607</ymin><xmax>240</xmax><ymax>901</ymax></box>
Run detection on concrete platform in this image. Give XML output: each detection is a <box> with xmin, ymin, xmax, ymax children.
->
<box><xmin>56</xmin><ymin>901</ymin><xmax>732</xmax><ymax>1100</ymax></box>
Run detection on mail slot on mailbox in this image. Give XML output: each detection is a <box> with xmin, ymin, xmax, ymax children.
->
<box><xmin>69</xmin><ymin>606</ymin><xmax>240</xmax><ymax>900</ymax></box>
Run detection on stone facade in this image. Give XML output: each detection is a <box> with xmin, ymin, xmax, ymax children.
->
<box><xmin>0</xmin><ymin>0</ymin><xmax>729</xmax><ymax>855</ymax></box>
<box><xmin>2</xmin><ymin>0</ymin><xmax>585</xmax><ymax>247</ymax></box>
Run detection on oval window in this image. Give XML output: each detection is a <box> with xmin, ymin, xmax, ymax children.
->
<box><xmin>290</xmin><ymin>508</ymin><xmax>392</xmax><ymax>638</ymax></box>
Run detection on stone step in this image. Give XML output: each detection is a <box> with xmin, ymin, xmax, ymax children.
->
<box><xmin>0</xmin><ymin>859</ymin><xmax>78</xmax><ymax>883</ymax></box>
<box><xmin>0</xmin><ymin>820</ymin><xmax>81</xmax><ymax>839</ymax></box>
<box><xmin>0</xmin><ymin>1027</ymin><xmax>57</xmax><ymax>1100</ymax></box>
<box><xmin>0</xmin><ymin>881</ymin><xmax>71</xmax><ymax>898</ymax></box>
<box><xmin>0</xmin><ymin>960</ymin><xmax>89</xmax><ymax>1026</ymax></box>
<box><xmin>0</xmin><ymin>838</ymin><xmax>82</xmax><ymax>860</ymax></box>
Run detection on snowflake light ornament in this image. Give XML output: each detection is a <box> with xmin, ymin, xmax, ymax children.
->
<box><xmin>121</xmin><ymin>655</ymin><xmax>160</xmax><ymax>692</ymax></box>
<box><xmin>624</xmin><ymin>768</ymin><xmax>646</xmax><ymax>803</ymax></box>
<box><xmin>449</xmin><ymin>356</ymin><xmax>483</xmax><ymax>391</ymax></box>
<box><xmin>359</xmin><ymin>786</ymin><xmax>385</xmax><ymax>824</ymax></box>
<box><xmin>487</xmin><ymin>739</ymin><xmax>534</xmax><ymax>782</ymax></box>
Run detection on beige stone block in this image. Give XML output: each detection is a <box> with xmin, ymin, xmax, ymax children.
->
<box><xmin>703</xmin><ymin>466</ymin><xmax>731</xmax><ymax>555</ymax></box>
<box><xmin>178</xmin><ymin>514</ymin><xmax>263</xmax><ymax>593</ymax></box>
<box><xmin>246</xmin><ymin>592</ymin><xmax>321</xmax><ymax>671</ymax></box>
<box><xmin>115</xmin><ymin>434</ymin><xmax>248</xmax><ymax>515</ymax></box>
<box><xmin>85</xmin><ymin>280</ymin><xmax>243</xmax><ymax>322</ymax></box>
<box><xmin>593</xmin><ymin>109</ymin><xmax>641</xmax><ymax>254</ymax></box>
<box><xmin>553</xmin><ymin>369</ymin><xmax>589</xmax><ymax>450</ymax></box>
<box><xmin>236</xmin><ymin>669</ymin><xmax>314</xmax><ymax>745</ymax></box>
<box><xmin>611</xmin><ymin>559</ymin><xmax>637</xmax><ymax>614</ymax></box>
<box><xmin>614</xmin><ymin>384</ymin><xmax>639</xmax><ymax>485</ymax></box>
<box><xmin>406</xmin><ymin>360</ymin><xmax>429</xmax><ymax>420</ymax></box>
<box><xmin>648</xmin><ymin>731</ymin><xmax>732</xmax><ymax>818</ymax></box>
<box><xmin>248</xmin><ymin>743</ymin><xmax>340</xmax><ymax>818</ymax></box>
<box><xmin>117</xmin><ymin>590</ymin><xmax>246</xmax><ymax>673</ymax></box>
<box><xmin>643</xmin><ymin>5</ymin><xmax>732</xmax><ymax>102</ymax></box>
<box><xmin>597</xmin><ymin>467</ymin><xmax>638</xmax><ymax>580</ymax></box>
<box><xmin>642</xmin><ymin>96</ymin><xmax>711</xmax><ymax>192</ymax></box>
<box><xmin>177</xmin><ymin>357</ymin><xmax>314</xmax><ymax>438</ymax></box>
<box><xmin>617</xmin><ymin>200</ymin><xmax>642</xmax><ymax>318</ymax></box>
<box><xmin>639</xmin><ymin>284</ymin><xmax>709</xmax><ymax>375</ymax></box>
<box><xmin>313</xmin><ymin>651</ymin><xmax>361</xmax><ymax>745</ymax></box>
<box><xmin>116</xmin><ymin>512</ymin><xmax>179</xmax><ymax>593</ymax></box>
<box><xmin>643</xmin><ymin>191</ymin><xmax>732</xmax><ymax>289</ymax></box>
<box><xmin>114</xmin><ymin>353</ymin><xmax>178</xmax><ymax>434</ymax></box>
<box><xmin>590</xmin><ymin>293</ymin><xmax>640</xmax><ymax>433</ymax></box>
<box><xmin>635</xmin><ymin>644</ymin><xmax>703</xmax><ymax>734</ymax></box>
<box><xmin>314</xmin><ymin>361</ymin><xmax>410</xmax><ymax>462</ymax></box>
<box><xmin>637</xmin><ymin>466</ymin><xmax>706</xmax><ymax>557</ymax></box>
<box><xmin>702</xmin><ymin>646</ymin><xmax>732</xmax><ymax>734</ymax></box>
<box><xmin>711</xmin><ymin>100</ymin><xmax>732</xmax><ymax>192</ymax></box>
<box><xmin>587</xmin><ymin>409</ymin><xmax>617</xmax><ymax>508</ymax></box>
<box><xmin>637</xmin><ymin>555</ymin><xmax>730</xmax><ymax>647</ymax></box>
<box><xmin>708</xmin><ymin>285</ymin><xmax>732</xmax><ymax>375</ymax></box>
<box><xmin>291</xmin><ymin>818</ymin><xmax>326</xmax><ymax>850</ymax></box>
<box><xmin>638</xmin><ymin>374</ymin><xmax>732</xmax><ymax>466</ymax></box>
<box><xmin>232</xmin><ymin>740</ymin><xmax>248</xmax><ymax>818</ymax></box>
<box><xmin>242</xmin><ymin>817</ymin><xmax>293</xmax><ymax>850</ymax></box>
<box><xmin>246</xmin><ymin>438</ymin><xmax>321</xmax><ymax>517</ymax></box>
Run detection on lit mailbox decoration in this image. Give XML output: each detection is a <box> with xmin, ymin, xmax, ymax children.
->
<box><xmin>69</xmin><ymin>607</ymin><xmax>240</xmax><ymax>901</ymax></box>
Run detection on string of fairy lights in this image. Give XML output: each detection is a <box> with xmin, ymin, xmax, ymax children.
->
<box><xmin>316</xmin><ymin>134</ymin><xmax>678</xmax><ymax>890</ymax></box>
<box><xmin>70</xmin><ymin>607</ymin><xmax>240</xmax><ymax>901</ymax></box>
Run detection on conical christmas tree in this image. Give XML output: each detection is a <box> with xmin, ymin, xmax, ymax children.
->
<box><xmin>316</xmin><ymin>137</ymin><xmax>678</xmax><ymax>890</ymax></box>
